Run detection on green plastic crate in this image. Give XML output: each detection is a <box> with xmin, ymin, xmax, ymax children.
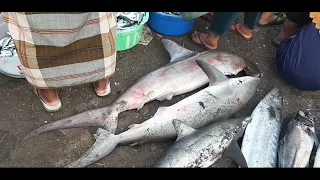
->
<box><xmin>116</xmin><ymin>12</ymin><xmax>149</xmax><ymax>51</ymax></box>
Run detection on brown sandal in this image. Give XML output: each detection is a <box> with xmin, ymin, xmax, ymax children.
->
<box><xmin>191</xmin><ymin>31</ymin><xmax>217</xmax><ymax>50</ymax></box>
<box><xmin>230</xmin><ymin>24</ymin><xmax>253</xmax><ymax>41</ymax></box>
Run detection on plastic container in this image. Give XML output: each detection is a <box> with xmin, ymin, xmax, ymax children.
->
<box><xmin>116</xmin><ymin>12</ymin><xmax>149</xmax><ymax>51</ymax></box>
<box><xmin>147</xmin><ymin>12</ymin><xmax>195</xmax><ymax>36</ymax></box>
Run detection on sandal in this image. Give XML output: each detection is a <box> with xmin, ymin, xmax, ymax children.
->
<box><xmin>34</xmin><ymin>89</ymin><xmax>62</xmax><ymax>112</ymax></box>
<box><xmin>93</xmin><ymin>80</ymin><xmax>111</xmax><ymax>97</ymax></box>
<box><xmin>257</xmin><ymin>13</ymin><xmax>285</xmax><ymax>27</ymax></box>
<box><xmin>230</xmin><ymin>24</ymin><xmax>252</xmax><ymax>41</ymax></box>
<box><xmin>191</xmin><ymin>31</ymin><xmax>217</xmax><ymax>50</ymax></box>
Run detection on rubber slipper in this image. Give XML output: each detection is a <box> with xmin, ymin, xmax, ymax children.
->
<box><xmin>230</xmin><ymin>24</ymin><xmax>252</xmax><ymax>41</ymax></box>
<box><xmin>94</xmin><ymin>80</ymin><xmax>111</xmax><ymax>97</ymax></box>
<box><xmin>34</xmin><ymin>89</ymin><xmax>62</xmax><ymax>112</ymax></box>
<box><xmin>191</xmin><ymin>32</ymin><xmax>217</xmax><ymax>50</ymax></box>
<box><xmin>257</xmin><ymin>13</ymin><xmax>285</xmax><ymax>27</ymax></box>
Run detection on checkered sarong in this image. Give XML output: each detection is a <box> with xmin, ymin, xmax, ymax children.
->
<box><xmin>2</xmin><ymin>12</ymin><xmax>117</xmax><ymax>88</ymax></box>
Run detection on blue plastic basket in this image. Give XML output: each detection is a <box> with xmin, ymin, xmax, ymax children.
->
<box><xmin>147</xmin><ymin>12</ymin><xmax>195</xmax><ymax>36</ymax></box>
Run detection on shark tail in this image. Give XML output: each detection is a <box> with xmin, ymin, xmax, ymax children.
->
<box><xmin>23</xmin><ymin>106</ymin><xmax>119</xmax><ymax>140</ymax></box>
<box><xmin>65</xmin><ymin>128</ymin><xmax>119</xmax><ymax>168</ymax></box>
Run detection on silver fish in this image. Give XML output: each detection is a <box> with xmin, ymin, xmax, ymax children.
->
<box><xmin>155</xmin><ymin>117</ymin><xmax>251</xmax><ymax>168</ymax></box>
<box><xmin>241</xmin><ymin>88</ymin><xmax>283</xmax><ymax>167</ymax></box>
<box><xmin>278</xmin><ymin>111</ymin><xmax>319</xmax><ymax>168</ymax></box>
<box><xmin>65</xmin><ymin>60</ymin><xmax>260</xmax><ymax>167</ymax></box>
<box><xmin>24</xmin><ymin>39</ymin><xmax>261</xmax><ymax>139</ymax></box>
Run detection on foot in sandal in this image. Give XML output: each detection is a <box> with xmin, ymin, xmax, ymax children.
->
<box><xmin>92</xmin><ymin>79</ymin><xmax>111</xmax><ymax>97</ymax></box>
<box><xmin>34</xmin><ymin>88</ymin><xmax>62</xmax><ymax>112</ymax></box>
<box><xmin>191</xmin><ymin>31</ymin><xmax>219</xmax><ymax>49</ymax></box>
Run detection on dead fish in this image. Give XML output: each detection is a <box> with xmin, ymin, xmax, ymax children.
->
<box><xmin>24</xmin><ymin>39</ymin><xmax>261</xmax><ymax>140</ymax></box>
<box><xmin>278</xmin><ymin>111</ymin><xmax>319</xmax><ymax>168</ymax></box>
<box><xmin>241</xmin><ymin>88</ymin><xmax>283</xmax><ymax>167</ymax></box>
<box><xmin>155</xmin><ymin>117</ymin><xmax>251</xmax><ymax>168</ymax></box>
<box><xmin>64</xmin><ymin>60</ymin><xmax>260</xmax><ymax>167</ymax></box>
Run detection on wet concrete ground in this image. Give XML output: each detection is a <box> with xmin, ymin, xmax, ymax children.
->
<box><xmin>1</xmin><ymin>15</ymin><xmax>320</xmax><ymax>167</ymax></box>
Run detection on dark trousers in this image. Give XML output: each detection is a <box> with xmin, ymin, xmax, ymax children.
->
<box><xmin>286</xmin><ymin>12</ymin><xmax>312</xmax><ymax>27</ymax></box>
<box><xmin>209</xmin><ymin>12</ymin><xmax>261</xmax><ymax>36</ymax></box>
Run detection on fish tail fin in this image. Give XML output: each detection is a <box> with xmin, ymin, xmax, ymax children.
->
<box><xmin>65</xmin><ymin>128</ymin><xmax>119</xmax><ymax>168</ymax></box>
<box><xmin>23</xmin><ymin>106</ymin><xmax>112</xmax><ymax>140</ymax></box>
<box><xmin>103</xmin><ymin>110</ymin><xmax>120</xmax><ymax>134</ymax></box>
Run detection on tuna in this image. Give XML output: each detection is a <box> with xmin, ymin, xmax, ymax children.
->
<box><xmin>278</xmin><ymin>111</ymin><xmax>319</xmax><ymax>168</ymax></box>
<box><xmin>241</xmin><ymin>88</ymin><xmax>283</xmax><ymax>167</ymax></box>
<box><xmin>64</xmin><ymin>60</ymin><xmax>260</xmax><ymax>167</ymax></box>
<box><xmin>155</xmin><ymin>117</ymin><xmax>251</xmax><ymax>168</ymax></box>
<box><xmin>24</xmin><ymin>39</ymin><xmax>261</xmax><ymax>139</ymax></box>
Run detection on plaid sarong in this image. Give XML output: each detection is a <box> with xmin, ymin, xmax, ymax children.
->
<box><xmin>2</xmin><ymin>12</ymin><xmax>117</xmax><ymax>89</ymax></box>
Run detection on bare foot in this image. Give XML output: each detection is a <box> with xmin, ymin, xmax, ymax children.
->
<box><xmin>230</xmin><ymin>24</ymin><xmax>253</xmax><ymax>40</ymax></box>
<box><xmin>92</xmin><ymin>79</ymin><xmax>109</xmax><ymax>95</ymax></box>
<box><xmin>259</xmin><ymin>13</ymin><xmax>285</xmax><ymax>25</ymax></box>
<box><xmin>37</xmin><ymin>89</ymin><xmax>59</xmax><ymax>106</ymax></box>
<box><xmin>191</xmin><ymin>31</ymin><xmax>219</xmax><ymax>49</ymax></box>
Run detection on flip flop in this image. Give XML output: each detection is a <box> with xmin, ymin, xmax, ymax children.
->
<box><xmin>191</xmin><ymin>31</ymin><xmax>217</xmax><ymax>50</ymax></box>
<box><xmin>34</xmin><ymin>89</ymin><xmax>62</xmax><ymax>112</ymax></box>
<box><xmin>93</xmin><ymin>80</ymin><xmax>111</xmax><ymax>97</ymax></box>
<box><xmin>230</xmin><ymin>24</ymin><xmax>252</xmax><ymax>41</ymax></box>
<box><xmin>257</xmin><ymin>13</ymin><xmax>285</xmax><ymax>27</ymax></box>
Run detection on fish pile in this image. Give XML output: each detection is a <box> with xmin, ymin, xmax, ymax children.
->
<box><xmin>163</xmin><ymin>12</ymin><xmax>181</xmax><ymax>16</ymax></box>
<box><xmin>23</xmin><ymin>39</ymin><xmax>319</xmax><ymax>168</ymax></box>
<box><xmin>0</xmin><ymin>32</ymin><xmax>17</xmax><ymax>57</ymax></box>
<box><xmin>117</xmin><ymin>12</ymin><xmax>146</xmax><ymax>31</ymax></box>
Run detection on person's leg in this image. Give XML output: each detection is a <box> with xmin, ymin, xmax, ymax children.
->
<box><xmin>258</xmin><ymin>12</ymin><xmax>285</xmax><ymax>26</ymax></box>
<box><xmin>37</xmin><ymin>88</ymin><xmax>60</xmax><ymax>106</ymax></box>
<box><xmin>274</xmin><ymin>12</ymin><xmax>312</xmax><ymax>45</ymax></box>
<box><xmin>274</xmin><ymin>19</ymin><xmax>300</xmax><ymax>44</ymax></box>
<box><xmin>230</xmin><ymin>12</ymin><xmax>261</xmax><ymax>39</ymax></box>
<box><xmin>191</xmin><ymin>12</ymin><xmax>239</xmax><ymax>49</ymax></box>
<box><xmin>92</xmin><ymin>78</ymin><xmax>110</xmax><ymax>96</ymax></box>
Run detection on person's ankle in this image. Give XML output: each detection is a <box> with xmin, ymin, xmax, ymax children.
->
<box><xmin>38</xmin><ymin>89</ymin><xmax>59</xmax><ymax>106</ymax></box>
<box><xmin>206</xmin><ymin>32</ymin><xmax>219</xmax><ymax>45</ymax></box>
<box><xmin>239</xmin><ymin>24</ymin><xmax>253</xmax><ymax>37</ymax></box>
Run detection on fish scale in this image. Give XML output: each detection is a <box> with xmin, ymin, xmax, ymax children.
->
<box><xmin>241</xmin><ymin>88</ymin><xmax>284</xmax><ymax>167</ymax></box>
<box><xmin>278</xmin><ymin>111</ymin><xmax>318</xmax><ymax>168</ymax></box>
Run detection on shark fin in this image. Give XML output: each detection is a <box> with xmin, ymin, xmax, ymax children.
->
<box><xmin>223</xmin><ymin>138</ymin><xmax>248</xmax><ymax>168</ymax></box>
<box><xmin>162</xmin><ymin>39</ymin><xmax>197</xmax><ymax>62</ymax></box>
<box><xmin>195</xmin><ymin>59</ymin><xmax>228</xmax><ymax>86</ymax></box>
<box><xmin>172</xmin><ymin>119</ymin><xmax>196</xmax><ymax>141</ymax></box>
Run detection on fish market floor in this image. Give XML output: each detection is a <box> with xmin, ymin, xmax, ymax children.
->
<box><xmin>1</xmin><ymin>16</ymin><xmax>320</xmax><ymax>167</ymax></box>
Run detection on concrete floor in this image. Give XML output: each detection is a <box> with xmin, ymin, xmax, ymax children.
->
<box><xmin>0</xmin><ymin>16</ymin><xmax>319</xmax><ymax>168</ymax></box>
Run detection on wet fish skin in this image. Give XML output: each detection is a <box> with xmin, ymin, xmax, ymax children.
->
<box><xmin>155</xmin><ymin>117</ymin><xmax>251</xmax><ymax>168</ymax></box>
<box><xmin>241</xmin><ymin>88</ymin><xmax>283</xmax><ymax>167</ymax></box>
<box><xmin>65</xmin><ymin>60</ymin><xmax>260</xmax><ymax>167</ymax></box>
<box><xmin>314</xmin><ymin>146</ymin><xmax>320</xmax><ymax>167</ymax></box>
<box><xmin>24</xmin><ymin>39</ymin><xmax>261</xmax><ymax>139</ymax></box>
<box><xmin>278</xmin><ymin>111</ymin><xmax>317</xmax><ymax>168</ymax></box>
